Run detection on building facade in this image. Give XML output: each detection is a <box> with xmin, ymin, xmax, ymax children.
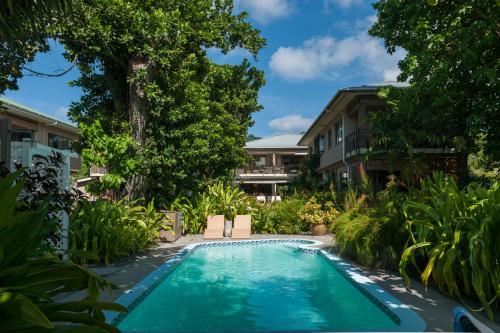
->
<box><xmin>298</xmin><ymin>83</ymin><xmax>464</xmax><ymax>191</ymax></box>
<box><xmin>234</xmin><ymin>134</ymin><xmax>308</xmax><ymax>196</ymax></box>
<box><xmin>0</xmin><ymin>97</ymin><xmax>81</xmax><ymax>173</ymax></box>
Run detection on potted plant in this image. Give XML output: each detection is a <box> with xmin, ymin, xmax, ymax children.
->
<box><xmin>299</xmin><ymin>197</ymin><xmax>338</xmax><ymax>235</ymax></box>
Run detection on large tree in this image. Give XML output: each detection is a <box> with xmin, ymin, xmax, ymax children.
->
<box><xmin>0</xmin><ymin>0</ymin><xmax>76</xmax><ymax>94</ymax></box>
<box><xmin>60</xmin><ymin>0</ymin><xmax>265</xmax><ymax>203</ymax></box>
<box><xmin>369</xmin><ymin>0</ymin><xmax>499</xmax><ymax>159</ymax></box>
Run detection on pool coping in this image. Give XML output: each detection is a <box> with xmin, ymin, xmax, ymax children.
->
<box><xmin>105</xmin><ymin>238</ymin><xmax>426</xmax><ymax>332</ymax></box>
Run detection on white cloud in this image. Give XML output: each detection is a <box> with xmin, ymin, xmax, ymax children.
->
<box><xmin>324</xmin><ymin>0</ymin><xmax>363</xmax><ymax>9</ymax></box>
<box><xmin>269</xmin><ymin>28</ymin><xmax>405</xmax><ymax>82</ymax></box>
<box><xmin>268</xmin><ymin>114</ymin><xmax>313</xmax><ymax>132</ymax></box>
<box><xmin>236</xmin><ymin>0</ymin><xmax>293</xmax><ymax>24</ymax></box>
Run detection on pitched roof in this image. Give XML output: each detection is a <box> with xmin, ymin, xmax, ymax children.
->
<box><xmin>0</xmin><ymin>97</ymin><xmax>77</xmax><ymax>133</ymax></box>
<box><xmin>298</xmin><ymin>81</ymin><xmax>408</xmax><ymax>145</ymax></box>
<box><xmin>245</xmin><ymin>133</ymin><xmax>306</xmax><ymax>149</ymax></box>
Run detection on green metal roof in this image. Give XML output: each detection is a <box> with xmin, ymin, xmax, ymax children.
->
<box><xmin>0</xmin><ymin>96</ymin><xmax>77</xmax><ymax>130</ymax></box>
<box><xmin>297</xmin><ymin>81</ymin><xmax>408</xmax><ymax>145</ymax></box>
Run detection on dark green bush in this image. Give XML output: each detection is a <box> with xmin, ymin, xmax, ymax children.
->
<box><xmin>252</xmin><ymin>197</ymin><xmax>308</xmax><ymax>234</ymax></box>
<box><xmin>332</xmin><ymin>181</ymin><xmax>407</xmax><ymax>270</ymax></box>
<box><xmin>402</xmin><ymin>172</ymin><xmax>500</xmax><ymax>319</ymax></box>
<box><xmin>0</xmin><ymin>172</ymin><xmax>125</xmax><ymax>332</ymax></box>
<box><xmin>332</xmin><ymin>205</ymin><xmax>406</xmax><ymax>270</ymax></box>
<box><xmin>70</xmin><ymin>199</ymin><xmax>167</xmax><ymax>265</ymax></box>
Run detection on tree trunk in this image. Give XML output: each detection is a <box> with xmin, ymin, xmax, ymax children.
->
<box><xmin>125</xmin><ymin>55</ymin><xmax>153</xmax><ymax>200</ymax></box>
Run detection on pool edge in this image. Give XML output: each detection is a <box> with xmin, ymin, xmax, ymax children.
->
<box><xmin>105</xmin><ymin>238</ymin><xmax>426</xmax><ymax>332</ymax></box>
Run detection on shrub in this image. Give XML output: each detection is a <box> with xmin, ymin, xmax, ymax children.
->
<box><xmin>252</xmin><ymin>197</ymin><xmax>308</xmax><ymax>234</ymax></box>
<box><xmin>70</xmin><ymin>199</ymin><xmax>167</xmax><ymax>265</ymax></box>
<box><xmin>171</xmin><ymin>182</ymin><xmax>252</xmax><ymax>234</ymax></box>
<box><xmin>3</xmin><ymin>152</ymin><xmax>77</xmax><ymax>253</ymax></box>
<box><xmin>332</xmin><ymin>179</ymin><xmax>407</xmax><ymax>270</ymax></box>
<box><xmin>299</xmin><ymin>197</ymin><xmax>339</xmax><ymax>226</ymax></box>
<box><xmin>0</xmin><ymin>171</ymin><xmax>125</xmax><ymax>332</ymax></box>
<box><xmin>401</xmin><ymin>172</ymin><xmax>500</xmax><ymax>319</ymax></box>
<box><xmin>333</xmin><ymin>206</ymin><xmax>406</xmax><ymax>270</ymax></box>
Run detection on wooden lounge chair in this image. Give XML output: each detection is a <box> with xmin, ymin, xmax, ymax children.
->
<box><xmin>231</xmin><ymin>215</ymin><xmax>251</xmax><ymax>239</ymax></box>
<box><xmin>203</xmin><ymin>215</ymin><xmax>224</xmax><ymax>239</ymax></box>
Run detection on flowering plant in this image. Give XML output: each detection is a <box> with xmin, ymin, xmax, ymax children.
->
<box><xmin>299</xmin><ymin>197</ymin><xmax>339</xmax><ymax>225</ymax></box>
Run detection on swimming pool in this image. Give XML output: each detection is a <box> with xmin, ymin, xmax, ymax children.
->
<box><xmin>108</xmin><ymin>240</ymin><xmax>426</xmax><ymax>332</ymax></box>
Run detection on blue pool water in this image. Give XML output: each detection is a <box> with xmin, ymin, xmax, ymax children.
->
<box><xmin>117</xmin><ymin>243</ymin><xmax>400</xmax><ymax>332</ymax></box>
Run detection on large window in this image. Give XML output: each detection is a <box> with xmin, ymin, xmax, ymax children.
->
<box><xmin>335</xmin><ymin>120</ymin><xmax>343</xmax><ymax>144</ymax></box>
<box><xmin>282</xmin><ymin>155</ymin><xmax>302</xmax><ymax>174</ymax></box>
<box><xmin>340</xmin><ymin>171</ymin><xmax>348</xmax><ymax>189</ymax></box>
<box><xmin>11</xmin><ymin>130</ymin><xmax>33</xmax><ymax>142</ymax></box>
<box><xmin>249</xmin><ymin>155</ymin><xmax>266</xmax><ymax>171</ymax></box>
<box><xmin>318</xmin><ymin>135</ymin><xmax>325</xmax><ymax>154</ymax></box>
<box><xmin>327</xmin><ymin>128</ymin><xmax>332</xmax><ymax>148</ymax></box>
<box><xmin>48</xmin><ymin>133</ymin><xmax>72</xmax><ymax>150</ymax></box>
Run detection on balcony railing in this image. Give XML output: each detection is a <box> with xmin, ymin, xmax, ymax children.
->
<box><xmin>236</xmin><ymin>166</ymin><xmax>301</xmax><ymax>175</ymax></box>
<box><xmin>90</xmin><ymin>165</ymin><xmax>107</xmax><ymax>177</ymax></box>
<box><xmin>345</xmin><ymin>128</ymin><xmax>372</xmax><ymax>156</ymax></box>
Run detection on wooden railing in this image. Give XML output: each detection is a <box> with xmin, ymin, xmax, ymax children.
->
<box><xmin>345</xmin><ymin>128</ymin><xmax>372</xmax><ymax>155</ymax></box>
<box><xmin>236</xmin><ymin>165</ymin><xmax>301</xmax><ymax>175</ymax></box>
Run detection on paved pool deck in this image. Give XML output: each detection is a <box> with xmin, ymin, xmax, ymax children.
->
<box><xmin>59</xmin><ymin>234</ymin><xmax>500</xmax><ymax>332</ymax></box>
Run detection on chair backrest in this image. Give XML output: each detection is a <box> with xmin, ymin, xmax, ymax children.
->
<box><xmin>234</xmin><ymin>215</ymin><xmax>251</xmax><ymax>229</ymax></box>
<box><xmin>207</xmin><ymin>215</ymin><xmax>224</xmax><ymax>230</ymax></box>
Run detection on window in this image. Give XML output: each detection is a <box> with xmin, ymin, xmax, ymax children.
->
<box><xmin>11</xmin><ymin>130</ymin><xmax>33</xmax><ymax>142</ymax></box>
<box><xmin>318</xmin><ymin>135</ymin><xmax>325</xmax><ymax>154</ymax></box>
<box><xmin>252</xmin><ymin>155</ymin><xmax>266</xmax><ymax>169</ymax></box>
<box><xmin>327</xmin><ymin>128</ymin><xmax>332</xmax><ymax>148</ymax></box>
<box><xmin>340</xmin><ymin>171</ymin><xmax>349</xmax><ymax>189</ymax></box>
<box><xmin>48</xmin><ymin>133</ymin><xmax>72</xmax><ymax>150</ymax></box>
<box><xmin>283</xmin><ymin>155</ymin><xmax>300</xmax><ymax>174</ymax></box>
<box><xmin>335</xmin><ymin>120</ymin><xmax>343</xmax><ymax>144</ymax></box>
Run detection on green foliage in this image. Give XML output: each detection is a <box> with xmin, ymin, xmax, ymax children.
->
<box><xmin>369</xmin><ymin>0</ymin><xmax>500</xmax><ymax>159</ymax></box>
<box><xmin>14</xmin><ymin>152</ymin><xmax>73</xmax><ymax>219</ymax></box>
<box><xmin>60</xmin><ymin>0</ymin><xmax>266</xmax><ymax>203</ymax></box>
<box><xmin>332</xmin><ymin>182</ymin><xmax>407</xmax><ymax>270</ymax></box>
<box><xmin>207</xmin><ymin>182</ymin><xmax>251</xmax><ymax>220</ymax></box>
<box><xmin>79</xmin><ymin>120</ymin><xmax>140</xmax><ymax>195</ymax></box>
<box><xmin>298</xmin><ymin>197</ymin><xmax>339</xmax><ymax>225</ymax></box>
<box><xmin>70</xmin><ymin>199</ymin><xmax>167</xmax><ymax>265</ymax></box>
<box><xmin>251</xmin><ymin>197</ymin><xmax>308</xmax><ymax>234</ymax></box>
<box><xmin>468</xmin><ymin>134</ymin><xmax>500</xmax><ymax>184</ymax></box>
<box><xmin>0</xmin><ymin>0</ymin><xmax>71</xmax><ymax>41</ymax></box>
<box><xmin>0</xmin><ymin>171</ymin><xmax>125</xmax><ymax>332</ymax></box>
<box><xmin>401</xmin><ymin>172</ymin><xmax>500</xmax><ymax>319</ymax></box>
<box><xmin>172</xmin><ymin>182</ymin><xmax>251</xmax><ymax>234</ymax></box>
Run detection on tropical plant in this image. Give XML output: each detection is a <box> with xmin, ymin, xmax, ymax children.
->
<box><xmin>251</xmin><ymin>197</ymin><xmax>308</xmax><ymax>235</ymax></box>
<box><xmin>171</xmin><ymin>195</ymin><xmax>214</xmax><ymax>234</ymax></box>
<box><xmin>208</xmin><ymin>182</ymin><xmax>251</xmax><ymax>220</ymax></box>
<box><xmin>401</xmin><ymin>172</ymin><xmax>500</xmax><ymax>319</ymax></box>
<box><xmin>332</xmin><ymin>176</ymin><xmax>409</xmax><ymax>270</ymax></box>
<box><xmin>14</xmin><ymin>151</ymin><xmax>73</xmax><ymax>219</ymax></box>
<box><xmin>333</xmin><ymin>199</ymin><xmax>407</xmax><ymax>270</ymax></box>
<box><xmin>70</xmin><ymin>199</ymin><xmax>168</xmax><ymax>265</ymax></box>
<box><xmin>298</xmin><ymin>197</ymin><xmax>339</xmax><ymax>226</ymax></box>
<box><xmin>171</xmin><ymin>182</ymin><xmax>251</xmax><ymax>234</ymax></box>
<box><xmin>78</xmin><ymin>120</ymin><xmax>140</xmax><ymax>196</ymax></box>
<box><xmin>2</xmin><ymin>151</ymin><xmax>76</xmax><ymax>252</ymax></box>
<box><xmin>0</xmin><ymin>171</ymin><xmax>125</xmax><ymax>332</ymax></box>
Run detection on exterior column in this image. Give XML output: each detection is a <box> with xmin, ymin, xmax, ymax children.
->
<box><xmin>272</xmin><ymin>152</ymin><xmax>276</xmax><ymax>173</ymax></box>
<box><xmin>272</xmin><ymin>183</ymin><xmax>277</xmax><ymax>196</ymax></box>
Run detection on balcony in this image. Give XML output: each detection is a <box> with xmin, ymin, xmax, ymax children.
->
<box><xmin>345</xmin><ymin>128</ymin><xmax>372</xmax><ymax>156</ymax></box>
<box><xmin>235</xmin><ymin>165</ymin><xmax>301</xmax><ymax>176</ymax></box>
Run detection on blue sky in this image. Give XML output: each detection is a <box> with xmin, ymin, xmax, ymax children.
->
<box><xmin>3</xmin><ymin>0</ymin><xmax>404</xmax><ymax>137</ymax></box>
